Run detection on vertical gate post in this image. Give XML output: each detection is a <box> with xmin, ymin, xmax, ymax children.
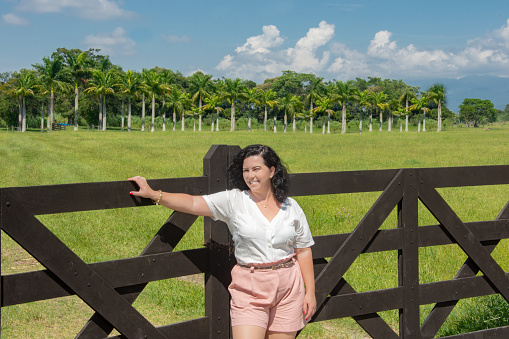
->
<box><xmin>203</xmin><ymin>145</ymin><xmax>240</xmax><ymax>339</ymax></box>
<box><xmin>398</xmin><ymin>170</ymin><xmax>420</xmax><ymax>338</ymax></box>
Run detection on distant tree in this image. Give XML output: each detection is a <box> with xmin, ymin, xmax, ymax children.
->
<box><xmin>410</xmin><ymin>94</ymin><xmax>431</xmax><ymax>132</ymax></box>
<box><xmin>244</xmin><ymin>88</ymin><xmax>260</xmax><ymax>132</ymax></box>
<box><xmin>371</xmin><ymin>91</ymin><xmax>389</xmax><ymax>132</ymax></box>
<box><xmin>335</xmin><ymin>81</ymin><xmax>357</xmax><ymax>134</ymax></box>
<box><xmin>399</xmin><ymin>88</ymin><xmax>416</xmax><ymax>132</ymax></box>
<box><xmin>12</xmin><ymin>70</ymin><xmax>37</xmax><ymax>132</ymax></box>
<box><xmin>33</xmin><ymin>55</ymin><xmax>68</xmax><ymax>131</ymax></box>
<box><xmin>189</xmin><ymin>72</ymin><xmax>213</xmax><ymax>131</ymax></box>
<box><xmin>459</xmin><ymin>98</ymin><xmax>498</xmax><ymax>127</ymax></box>
<box><xmin>223</xmin><ymin>78</ymin><xmax>247</xmax><ymax>131</ymax></box>
<box><xmin>279</xmin><ymin>94</ymin><xmax>302</xmax><ymax>133</ymax></box>
<box><xmin>167</xmin><ymin>88</ymin><xmax>191</xmax><ymax>132</ymax></box>
<box><xmin>117</xmin><ymin>70</ymin><xmax>141</xmax><ymax>132</ymax></box>
<box><xmin>84</xmin><ymin>69</ymin><xmax>116</xmax><ymax>131</ymax></box>
<box><xmin>313</xmin><ymin>96</ymin><xmax>335</xmax><ymax>134</ymax></box>
<box><xmin>355</xmin><ymin>89</ymin><xmax>372</xmax><ymax>134</ymax></box>
<box><xmin>306</xmin><ymin>77</ymin><xmax>325</xmax><ymax>134</ymax></box>
<box><xmin>143</xmin><ymin>69</ymin><xmax>166</xmax><ymax>132</ymax></box>
<box><xmin>203</xmin><ymin>94</ymin><xmax>224</xmax><ymax>131</ymax></box>
<box><xmin>256</xmin><ymin>89</ymin><xmax>278</xmax><ymax>132</ymax></box>
<box><xmin>62</xmin><ymin>51</ymin><xmax>90</xmax><ymax>130</ymax></box>
<box><xmin>427</xmin><ymin>84</ymin><xmax>446</xmax><ymax>132</ymax></box>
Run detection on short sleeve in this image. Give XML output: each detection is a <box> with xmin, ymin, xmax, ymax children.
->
<box><xmin>292</xmin><ymin>199</ymin><xmax>315</xmax><ymax>248</ymax></box>
<box><xmin>202</xmin><ymin>190</ymin><xmax>234</xmax><ymax>223</ymax></box>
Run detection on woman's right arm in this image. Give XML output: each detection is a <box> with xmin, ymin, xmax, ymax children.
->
<box><xmin>128</xmin><ymin>176</ymin><xmax>213</xmax><ymax>217</ymax></box>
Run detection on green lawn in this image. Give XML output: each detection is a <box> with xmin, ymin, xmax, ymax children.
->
<box><xmin>1</xmin><ymin>124</ymin><xmax>508</xmax><ymax>338</ymax></box>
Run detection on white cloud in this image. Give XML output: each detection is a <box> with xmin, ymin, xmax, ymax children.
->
<box><xmin>83</xmin><ymin>27</ymin><xmax>136</xmax><ymax>56</ymax></box>
<box><xmin>215</xmin><ymin>18</ymin><xmax>509</xmax><ymax>82</ymax></box>
<box><xmin>2</xmin><ymin>13</ymin><xmax>29</xmax><ymax>25</ymax></box>
<box><xmin>161</xmin><ymin>34</ymin><xmax>192</xmax><ymax>43</ymax></box>
<box><xmin>287</xmin><ymin>20</ymin><xmax>335</xmax><ymax>72</ymax></box>
<box><xmin>15</xmin><ymin>0</ymin><xmax>135</xmax><ymax>20</ymax></box>
<box><xmin>235</xmin><ymin>25</ymin><xmax>284</xmax><ymax>54</ymax></box>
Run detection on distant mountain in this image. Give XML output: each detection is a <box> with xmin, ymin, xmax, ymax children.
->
<box><xmin>406</xmin><ymin>76</ymin><xmax>509</xmax><ymax>112</ymax></box>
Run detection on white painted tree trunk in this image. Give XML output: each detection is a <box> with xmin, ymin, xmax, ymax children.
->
<box><xmin>74</xmin><ymin>86</ymin><xmax>79</xmax><ymax>131</ymax></box>
<box><xmin>141</xmin><ymin>95</ymin><xmax>145</xmax><ymax>132</ymax></box>
<box><xmin>128</xmin><ymin>98</ymin><xmax>132</xmax><ymax>132</ymax></box>
<box><xmin>151</xmin><ymin>95</ymin><xmax>155</xmax><ymax>132</ymax></box>
<box><xmin>121</xmin><ymin>97</ymin><xmax>125</xmax><ymax>132</ymax></box>
<box><xmin>341</xmin><ymin>105</ymin><xmax>346</xmax><ymax>134</ymax></box>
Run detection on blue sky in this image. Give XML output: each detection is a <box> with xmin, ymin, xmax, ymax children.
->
<box><xmin>2</xmin><ymin>0</ymin><xmax>509</xmax><ymax>85</ymax></box>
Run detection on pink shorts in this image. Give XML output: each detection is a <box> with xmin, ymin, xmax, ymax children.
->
<box><xmin>228</xmin><ymin>257</ymin><xmax>306</xmax><ymax>332</ymax></box>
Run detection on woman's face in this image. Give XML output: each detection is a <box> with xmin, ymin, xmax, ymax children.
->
<box><xmin>242</xmin><ymin>155</ymin><xmax>275</xmax><ymax>193</ymax></box>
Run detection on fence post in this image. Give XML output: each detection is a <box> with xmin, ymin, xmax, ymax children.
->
<box><xmin>203</xmin><ymin>145</ymin><xmax>240</xmax><ymax>339</ymax></box>
<box><xmin>398</xmin><ymin>169</ymin><xmax>420</xmax><ymax>338</ymax></box>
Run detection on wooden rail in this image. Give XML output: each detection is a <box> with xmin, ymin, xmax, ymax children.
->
<box><xmin>1</xmin><ymin>145</ymin><xmax>508</xmax><ymax>338</ymax></box>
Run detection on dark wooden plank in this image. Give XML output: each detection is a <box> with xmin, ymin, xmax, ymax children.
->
<box><xmin>313</xmin><ymin>287</ymin><xmax>403</xmax><ymax>321</ymax></box>
<box><xmin>420</xmin><ymin>201</ymin><xmax>509</xmax><ymax>339</ymax></box>
<box><xmin>418</xmin><ymin>180</ymin><xmax>509</xmax><ymax>303</ymax></box>
<box><xmin>1</xmin><ymin>191</ymin><xmax>167</xmax><ymax>339</ymax></box>
<box><xmin>398</xmin><ymin>170</ymin><xmax>420</xmax><ymax>338</ymax></box>
<box><xmin>3</xmin><ymin>176</ymin><xmax>208</xmax><ymax>215</ymax></box>
<box><xmin>436</xmin><ymin>325</ymin><xmax>509</xmax><ymax>339</ymax></box>
<box><xmin>107</xmin><ymin>317</ymin><xmax>210</xmax><ymax>339</ymax></box>
<box><xmin>289</xmin><ymin>169</ymin><xmax>399</xmax><ymax>196</ymax></box>
<box><xmin>2</xmin><ymin>248</ymin><xmax>208</xmax><ymax>306</ymax></box>
<box><xmin>419</xmin><ymin>272</ymin><xmax>509</xmax><ymax>305</ymax></box>
<box><xmin>420</xmin><ymin>165</ymin><xmax>509</xmax><ymax>188</ymax></box>
<box><xmin>311</xmin><ymin>219</ymin><xmax>509</xmax><ymax>259</ymax></box>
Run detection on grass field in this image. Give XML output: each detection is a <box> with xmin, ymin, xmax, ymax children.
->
<box><xmin>1</xmin><ymin>124</ymin><xmax>508</xmax><ymax>338</ymax></box>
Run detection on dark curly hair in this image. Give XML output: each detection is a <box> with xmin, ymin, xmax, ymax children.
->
<box><xmin>228</xmin><ymin>144</ymin><xmax>290</xmax><ymax>203</ymax></box>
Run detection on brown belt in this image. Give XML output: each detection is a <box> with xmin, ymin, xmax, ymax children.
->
<box><xmin>239</xmin><ymin>258</ymin><xmax>295</xmax><ymax>270</ymax></box>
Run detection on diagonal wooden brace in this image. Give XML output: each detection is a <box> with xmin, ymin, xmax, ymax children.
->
<box><xmin>418</xmin><ymin>180</ymin><xmax>509</xmax><ymax>303</ymax></box>
<box><xmin>312</xmin><ymin>170</ymin><xmax>404</xmax><ymax>339</ymax></box>
<box><xmin>1</xmin><ymin>191</ymin><xmax>167</xmax><ymax>339</ymax></box>
<box><xmin>420</xmin><ymin>200</ymin><xmax>509</xmax><ymax>339</ymax></box>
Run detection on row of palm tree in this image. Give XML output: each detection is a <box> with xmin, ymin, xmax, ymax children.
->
<box><xmin>2</xmin><ymin>49</ymin><xmax>447</xmax><ymax>134</ymax></box>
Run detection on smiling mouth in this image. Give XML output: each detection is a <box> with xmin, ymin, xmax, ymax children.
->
<box><xmin>248</xmin><ymin>181</ymin><xmax>259</xmax><ymax>185</ymax></box>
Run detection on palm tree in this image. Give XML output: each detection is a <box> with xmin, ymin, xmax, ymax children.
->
<box><xmin>427</xmin><ymin>84</ymin><xmax>446</xmax><ymax>132</ymax></box>
<box><xmin>143</xmin><ymin>69</ymin><xmax>166</xmax><ymax>132</ymax></box>
<box><xmin>84</xmin><ymin>69</ymin><xmax>116</xmax><ymax>131</ymax></box>
<box><xmin>399</xmin><ymin>88</ymin><xmax>416</xmax><ymax>132</ymax></box>
<box><xmin>33</xmin><ymin>55</ymin><xmax>67</xmax><ymax>131</ymax></box>
<box><xmin>12</xmin><ymin>70</ymin><xmax>36</xmax><ymax>132</ymax></box>
<box><xmin>313</xmin><ymin>96</ymin><xmax>335</xmax><ymax>134</ymax></box>
<box><xmin>305</xmin><ymin>77</ymin><xmax>325</xmax><ymax>134</ymax></box>
<box><xmin>279</xmin><ymin>95</ymin><xmax>303</xmax><ymax>133</ymax></box>
<box><xmin>64</xmin><ymin>51</ymin><xmax>90</xmax><ymax>131</ymax></box>
<box><xmin>223</xmin><ymin>78</ymin><xmax>247</xmax><ymax>131</ymax></box>
<box><xmin>159</xmin><ymin>69</ymin><xmax>175</xmax><ymax>132</ymax></box>
<box><xmin>167</xmin><ymin>88</ymin><xmax>191</xmax><ymax>132</ymax></box>
<box><xmin>244</xmin><ymin>88</ymin><xmax>260</xmax><ymax>132</ymax></box>
<box><xmin>410</xmin><ymin>94</ymin><xmax>431</xmax><ymax>133</ymax></box>
<box><xmin>355</xmin><ymin>89</ymin><xmax>372</xmax><ymax>134</ymax></box>
<box><xmin>335</xmin><ymin>81</ymin><xmax>357</xmax><ymax>134</ymax></box>
<box><xmin>189</xmin><ymin>72</ymin><xmax>213</xmax><ymax>131</ymax></box>
<box><xmin>117</xmin><ymin>70</ymin><xmax>140</xmax><ymax>132</ymax></box>
<box><xmin>371</xmin><ymin>92</ymin><xmax>389</xmax><ymax>132</ymax></box>
<box><xmin>256</xmin><ymin>89</ymin><xmax>278</xmax><ymax>131</ymax></box>
<box><xmin>203</xmin><ymin>94</ymin><xmax>224</xmax><ymax>131</ymax></box>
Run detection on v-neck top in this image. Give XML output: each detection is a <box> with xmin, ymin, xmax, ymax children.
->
<box><xmin>203</xmin><ymin>189</ymin><xmax>314</xmax><ymax>265</ymax></box>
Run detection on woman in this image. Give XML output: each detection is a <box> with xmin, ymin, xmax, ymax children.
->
<box><xmin>129</xmin><ymin>144</ymin><xmax>316</xmax><ymax>339</ymax></box>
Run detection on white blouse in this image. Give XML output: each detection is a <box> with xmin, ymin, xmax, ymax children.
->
<box><xmin>203</xmin><ymin>189</ymin><xmax>314</xmax><ymax>265</ymax></box>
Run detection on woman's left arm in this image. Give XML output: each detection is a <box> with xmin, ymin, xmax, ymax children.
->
<box><xmin>294</xmin><ymin>247</ymin><xmax>316</xmax><ymax>321</ymax></box>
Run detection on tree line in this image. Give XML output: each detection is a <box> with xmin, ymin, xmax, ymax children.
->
<box><xmin>1</xmin><ymin>48</ymin><xmax>506</xmax><ymax>133</ymax></box>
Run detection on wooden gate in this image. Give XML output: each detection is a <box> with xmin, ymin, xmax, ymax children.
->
<box><xmin>1</xmin><ymin>145</ymin><xmax>508</xmax><ymax>338</ymax></box>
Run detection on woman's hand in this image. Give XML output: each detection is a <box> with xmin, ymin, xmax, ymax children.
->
<box><xmin>128</xmin><ymin>176</ymin><xmax>159</xmax><ymax>200</ymax></box>
<box><xmin>303</xmin><ymin>291</ymin><xmax>316</xmax><ymax>321</ymax></box>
